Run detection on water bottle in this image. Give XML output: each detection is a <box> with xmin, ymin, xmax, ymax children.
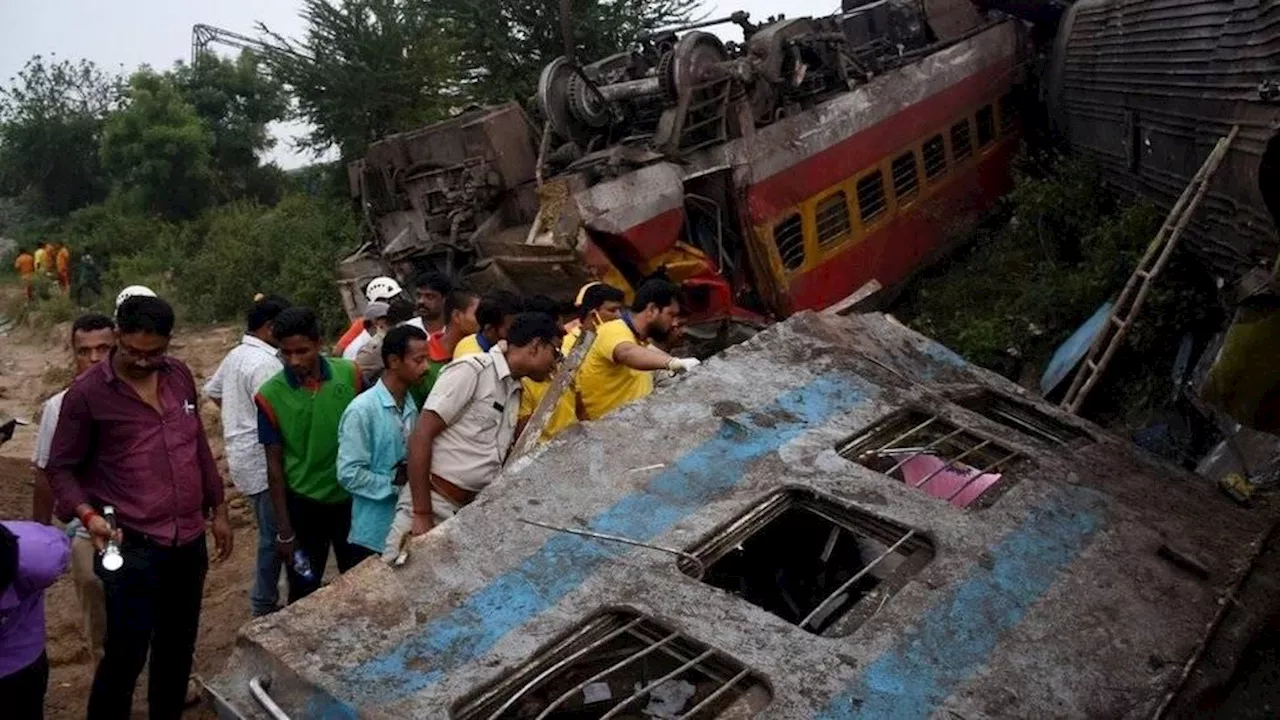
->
<box><xmin>101</xmin><ymin>505</ymin><xmax>123</xmax><ymax>572</ymax></box>
<box><xmin>292</xmin><ymin>549</ymin><xmax>315</xmax><ymax>582</ymax></box>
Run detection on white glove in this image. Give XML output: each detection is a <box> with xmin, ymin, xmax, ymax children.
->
<box><xmin>666</xmin><ymin>357</ymin><xmax>701</xmax><ymax>375</ymax></box>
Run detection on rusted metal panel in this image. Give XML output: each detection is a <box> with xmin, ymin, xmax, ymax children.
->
<box><xmin>1047</xmin><ymin>0</ymin><xmax>1280</xmax><ymax>277</ymax></box>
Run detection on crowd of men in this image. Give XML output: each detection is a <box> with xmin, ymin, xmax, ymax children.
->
<box><xmin>12</xmin><ymin>241</ymin><xmax>82</xmax><ymax>300</ymax></box>
<box><xmin>0</xmin><ymin>271</ymin><xmax>701</xmax><ymax>718</ymax></box>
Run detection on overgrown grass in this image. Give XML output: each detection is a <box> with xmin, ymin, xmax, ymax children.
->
<box><xmin>894</xmin><ymin>152</ymin><xmax>1222</xmax><ymax>425</ymax></box>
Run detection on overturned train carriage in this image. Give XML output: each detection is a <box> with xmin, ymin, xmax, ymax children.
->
<box><xmin>342</xmin><ymin>5</ymin><xmax>1031</xmax><ymax>347</ymax></box>
<box><xmin>1045</xmin><ymin>0</ymin><xmax>1280</xmax><ymax>277</ymax></box>
<box><xmin>207</xmin><ymin>311</ymin><xmax>1272</xmax><ymax>718</ymax></box>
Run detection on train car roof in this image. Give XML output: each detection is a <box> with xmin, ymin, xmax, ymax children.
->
<box><xmin>208</xmin><ymin>310</ymin><xmax>1266</xmax><ymax>718</ymax></box>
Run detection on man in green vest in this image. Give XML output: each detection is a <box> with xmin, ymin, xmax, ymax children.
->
<box><xmin>255</xmin><ymin>307</ymin><xmax>364</xmax><ymax>602</ymax></box>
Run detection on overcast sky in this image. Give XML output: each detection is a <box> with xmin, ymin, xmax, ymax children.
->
<box><xmin>0</xmin><ymin>0</ymin><xmax>837</xmax><ymax>169</ymax></box>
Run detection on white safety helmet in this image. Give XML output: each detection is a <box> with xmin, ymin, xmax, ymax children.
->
<box><xmin>115</xmin><ymin>284</ymin><xmax>158</xmax><ymax>310</ymax></box>
<box><xmin>365</xmin><ymin>276</ymin><xmax>404</xmax><ymax>303</ymax></box>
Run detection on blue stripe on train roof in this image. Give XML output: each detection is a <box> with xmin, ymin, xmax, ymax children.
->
<box><xmin>818</xmin><ymin>484</ymin><xmax>1106</xmax><ymax>718</ymax></box>
<box><xmin>336</xmin><ymin>372</ymin><xmax>875</xmax><ymax>702</ymax></box>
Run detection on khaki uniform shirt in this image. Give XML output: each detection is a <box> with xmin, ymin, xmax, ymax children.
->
<box><xmin>423</xmin><ymin>347</ymin><xmax>522</xmax><ymax>492</ymax></box>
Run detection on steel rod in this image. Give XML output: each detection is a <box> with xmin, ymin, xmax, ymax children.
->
<box><xmin>248</xmin><ymin>676</ymin><xmax>292</xmax><ymax>720</ymax></box>
<box><xmin>520</xmin><ymin>518</ymin><xmax>706</xmax><ymax>578</ymax></box>
<box><xmin>886</xmin><ymin>427</ymin><xmax>966</xmax><ymax>476</ymax></box>
<box><xmin>864</xmin><ymin>416</ymin><xmax>936</xmax><ymax>456</ymax></box>
<box><xmin>941</xmin><ymin>451</ymin><xmax>1020</xmax><ymax>503</ymax></box>
<box><xmin>911</xmin><ymin>440</ymin><xmax>991</xmax><ymax>489</ymax></box>
<box><xmin>598</xmin><ymin>649</ymin><xmax>717</xmax><ymax>720</ymax></box>
<box><xmin>676</xmin><ymin>668</ymin><xmax>751</xmax><ymax>720</ymax></box>
<box><xmin>799</xmin><ymin>530</ymin><xmax>917</xmax><ymax>630</ymax></box>
<box><xmin>484</xmin><ymin>617</ymin><xmax>646</xmax><ymax>720</ymax></box>
<box><xmin>533</xmin><ymin>632</ymin><xmax>682</xmax><ymax>720</ymax></box>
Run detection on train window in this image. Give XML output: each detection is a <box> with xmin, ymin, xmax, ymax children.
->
<box><xmin>838</xmin><ymin>409</ymin><xmax>1026</xmax><ymax>510</ymax></box>
<box><xmin>815</xmin><ymin>191</ymin><xmax>852</xmax><ymax>250</ymax></box>
<box><xmin>951</xmin><ymin>120</ymin><xmax>972</xmax><ymax>162</ymax></box>
<box><xmin>999</xmin><ymin>93</ymin><xmax>1016</xmax><ymax>133</ymax></box>
<box><xmin>773</xmin><ymin>213</ymin><xmax>805</xmax><ymax>271</ymax></box>
<box><xmin>856</xmin><ymin>171</ymin><xmax>887</xmax><ymax>224</ymax></box>
<box><xmin>923</xmin><ymin>135</ymin><xmax>947</xmax><ymax>181</ymax></box>
<box><xmin>680</xmin><ymin>488</ymin><xmax>934</xmax><ymax>637</ymax></box>
<box><xmin>452</xmin><ymin>610</ymin><xmax>774</xmax><ymax>718</ymax></box>
<box><xmin>891</xmin><ymin>151</ymin><xmax>919</xmax><ymax>201</ymax></box>
<box><xmin>976</xmin><ymin>105</ymin><xmax>995</xmax><ymax>147</ymax></box>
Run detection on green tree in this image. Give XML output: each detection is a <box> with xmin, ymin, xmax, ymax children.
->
<box><xmin>0</xmin><ymin>56</ymin><xmax>121</xmax><ymax>216</ymax></box>
<box><xmin>100</xmin><ymin>70</ymin><xmax>215</xmax><ymax>220</ymax></box>
<box><xmin>172</xmin><ymin>52</ymin><xmax>290</xmax><ymax>204</ymax></box>
<box><xmin>440</xmin><ymin>0</ymin><xmax>700</xmax><ymax>104</ymax></box>
<box><xmin>259</xmin><ymin>0</ymin><xmax>458</xmax><ymax>159</ymax></box>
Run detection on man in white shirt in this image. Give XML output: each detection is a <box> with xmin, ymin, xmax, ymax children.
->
<box><xmin>405</xmin><ymin>270</ymin><xmax>453</xmax><ymax>337</ymax></box>
<box><xmin>402</xmin><ymin>313</ymin><xmax>562</xmax><ymax>537</ymax></box>
<box><xmin>204</xmin><ymin>294</ymin><xmax>289</xmax><ymax>616</ymax></box>
<box><xmin>31</xmin><ymin>312</ymin><xmax>115</xmax><ymax>660</ymax></box>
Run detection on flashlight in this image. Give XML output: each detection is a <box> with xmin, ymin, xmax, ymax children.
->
<box><xmin>101</xmin><ymin>505</ymin><xmax>123</xmax><ymax>572</ymax></box>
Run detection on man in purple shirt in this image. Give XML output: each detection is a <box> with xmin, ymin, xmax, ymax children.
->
<box><xmin>46</xmin><ymin>295</ymin><xmax>233</xmax><ymax>720</ymax></box>
<box><xmin>0</xmin><ymin>521</ymin><xmax>70</xmax><ymax>719</ymax></box>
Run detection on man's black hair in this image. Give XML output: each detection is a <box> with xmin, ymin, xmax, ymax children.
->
<box><xmin>382</xmin><ymin>324</ymin><xmax>429</xmax><ymax>367</ymax></box>
<box><xmin>0</xmin><ymin>524</ymin><xmax>17</xmax><ymax>594</ymax></box>
<box><xmin>580</xmin><ymin>283</ymin><xmax>625</xmax><ymax>319</ymax></box>
<box><xmin>246</xmin><ymin>294</ymin><xmax>291</xmax><ymax>333</ymax></box>
<box><xmin>477</xmin><ymin>291</ymin><xmax>522</xmax><ymax>331</ymax></box>
<box><xmin>117</xmin><ymin>296</ymin><xmax>175</xmax><ymax>337</ymax></box>
<box><xmin>523</xmin><ymin>294</ymin><xmax>563</xmax><ymax>318</ymax></box>
<box><xmin>387</xmin><ymin>295</ymin><xmax>417</xmax><ymax>325</ymax></box>
<box><xmin>415</xmin><ymin>270</ymin><xmax>453</xmax><ymax>296</ymax></box>
<box><xmin>630</xmin><ymin>279</ymin><xmax>680</xmax><ymax>313</ymax></box>
<box><xmin>271</xmin><ymin>307</ymin><xmax>321</xmax><ymax>342</ymax></box>
<box><xmin>71</xmin><ymin>312</ymin><xmax>115</xmax><ymax>343</ymax></box>
<box><xmin>507</xmin><ymin>312</ymin><xmax>563</xmax><ymax>348</ymax></box>
<box><xmin>444</xmin><ymin>286</ymin><xmax>480</xmax><ymax>320</ymax></box>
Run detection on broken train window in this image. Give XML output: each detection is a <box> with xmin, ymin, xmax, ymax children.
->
<box><xmin>838</xmin><ymin>410</ymin><xmax>1024</xmax><ymax>509</ymax></box>
<box><xmin>952</xmin><ymin>390</ymin><xmax>1091</xmax><ymax>447</ymax></box>
<box><xmin>679</xmin><ymin>488</ymin><xmax>933</xmax><ymax>637</ymax></box>
<box><xmin>922</xmin><ymin>134</ymin><xmax>947</xmax><ymax>181</ymax></box>
<box><xmin>452</xmin><ymin>610</ymin><xmax>772</xmax><ymax>720</ymax></box>
<box><xmin>950</xmin><ymin>120</ymin><xmax>973</xmax><ymax>162</ymax></box>
<box><xmin>773</xmin><ymin>213</ymin><xmax>805</xmax><ymax>272</ymax></box>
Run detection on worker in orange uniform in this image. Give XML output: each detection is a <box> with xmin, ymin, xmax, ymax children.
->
<box><xmin>55</xmin><ymin>244</ymin><xmax>72</xmax><ymax>294</ymax></box>
<box><xmin>13</xmin><ymin>248</ymin><xmax>36</xmax><ymax>300</ymax></box>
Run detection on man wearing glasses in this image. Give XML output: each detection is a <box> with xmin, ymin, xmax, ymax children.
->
<box><xmin>45</xmin><ymin>295</ymin><xmax>232</xmax><ymax>719</ymax></box>
<box><xmin>400</xmin><ymin>313</ymin><xmax>562</xmax><ymax>538</ymax></box>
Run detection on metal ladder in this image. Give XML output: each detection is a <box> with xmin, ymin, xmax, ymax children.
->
<box><xmin>1061</xmin><ymin>125</ymin><xmax>1239</xmax><ymax>415</ymax></box>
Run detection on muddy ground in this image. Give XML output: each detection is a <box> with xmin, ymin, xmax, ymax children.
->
<box><xmin>0</xmin><ymin>316</ymin><xmax>251</xmax><ymax>719</ymax></box>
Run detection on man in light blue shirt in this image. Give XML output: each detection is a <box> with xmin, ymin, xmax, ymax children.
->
<box><xmin>337</xmin><ymin>324</ymin><xmax>431</xmax><ymax>563</ymax></box>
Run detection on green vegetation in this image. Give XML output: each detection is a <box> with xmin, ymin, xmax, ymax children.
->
<box><xmin>1</xmin><ymin>0</ymin><xmax>698</xmax><ymax>332</ymax></box>
<box><xmin>894</xmin><ymin>152</ymin><xmax>1221</xmax><ymax>425</ymax></box>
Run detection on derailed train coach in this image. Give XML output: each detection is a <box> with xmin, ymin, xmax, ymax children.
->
<box><xmin>342</xmin><ymin>2</ymin><xmax>1032</xmax><ymax>348</ymax></box>
<box><xmin>1045</xmin><ymin>0</ymin><xmax>1280</xmax><ymax>277</ymax></box>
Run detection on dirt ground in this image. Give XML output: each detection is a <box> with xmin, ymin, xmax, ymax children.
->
<box><xmin>0</xmin><ymin>315</ymin><xmax>253</xmax><ymax>719</ymax></box>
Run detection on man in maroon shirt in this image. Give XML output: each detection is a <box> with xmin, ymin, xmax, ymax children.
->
<box><xmin>46</xmin><ymin>295</ymin><xmax>232</xmax><ymax>720</ymax></box>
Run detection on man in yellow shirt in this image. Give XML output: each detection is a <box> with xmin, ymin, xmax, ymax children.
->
<box><xmin>452</xmin><ymin>291</ymin><xmax>521</xmax><ymax>359</ymax></box>
<box><xmin>32</xmin><ymin>245</ymin><xmax>47</xmax><ymax>278</ymax></box>
<box><xmin>577</xmin><ymin>279</ymin><xmax>701</xmax><ymax>421</ymax></box>
<box><xmin>519</xmin><ymin>283</ymin><xmax>627</xmax><ymax>441</ymax></box>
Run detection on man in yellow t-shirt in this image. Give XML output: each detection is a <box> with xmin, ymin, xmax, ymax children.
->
<box><xmin>577</xmin><ymin>279</ymin><xmax>701</xmax><ymax>421</ymax></box>
<box><xmin>519</xmin><ymin>284</ymin><xmax>626</xmax><ymax>441</ymax></box>
<box><xmin>453</xmin><ymin>291</ymin><xmax>521</xmax><ymax>360</ymax></box>
<box><xmin>33</xmin><ymin>245</ymin><xmax>47</xmax><ymax>277</ymax></box>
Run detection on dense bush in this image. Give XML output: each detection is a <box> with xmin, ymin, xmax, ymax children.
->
<box><xmin>176</xmin><ymin>194</ymin><xmax>356</xmax><ymax>333</ymax></box>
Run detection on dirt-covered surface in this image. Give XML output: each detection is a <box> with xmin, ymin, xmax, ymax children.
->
<box><xmin>0</xmin><ymin>314</ymin><xmax>253</xmax><ymax>719</ymax></box>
